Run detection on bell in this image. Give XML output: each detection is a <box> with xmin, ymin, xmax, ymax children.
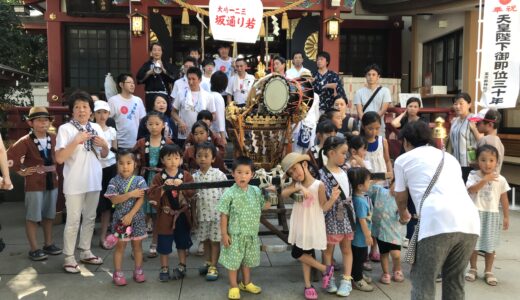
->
<box><xmin>281</xmin><ymin>12</ymin><xmax>289</xmax><ymax>30</ymax></box>
<box><xmin>181</xmin><ymin>8</ymin><xmax>190</xmax><ymax>25</ymax></box>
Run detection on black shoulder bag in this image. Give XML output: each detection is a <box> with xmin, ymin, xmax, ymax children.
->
<box><xmin>362</xmin><ymin>86</ymin><xmax>383</xmax><ymax>112</ymax></box>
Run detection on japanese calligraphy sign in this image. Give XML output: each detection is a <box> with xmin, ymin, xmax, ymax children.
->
<box><xmin>209</xmin><ymin>0</ymin><xmax>263</xmax><ymax>43</ymax></box>
<box><xmin>480</xmin><ymin>0</ymin><xmax>519</xmax><ymax>108</ymax></box>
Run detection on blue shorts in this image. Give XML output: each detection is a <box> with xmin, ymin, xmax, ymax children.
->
<box><xmin>157</xmin><ymin>214</ymin><xmax>193</xmax><ymax>254</ymax></box>
<box><xmin>25</xmin><ymin>189</ymin><xmax>58</xmax><ymax>222</ymax></box>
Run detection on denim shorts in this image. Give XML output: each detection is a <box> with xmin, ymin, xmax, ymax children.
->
<box><xmin>25</xmin><ymin>189</ymin><xmax>58</xmax><ymax>222</ymax></box>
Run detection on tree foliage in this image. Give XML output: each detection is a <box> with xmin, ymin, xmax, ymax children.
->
<box><xmin>0</xmin><ymin>2</ymin><xmax>48</xmax><ymax>107</ymax></box>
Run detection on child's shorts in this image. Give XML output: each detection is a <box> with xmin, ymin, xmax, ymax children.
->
<box><xmin>376</xmin><ymin>239</ymin><xmax>401</xmax><ymax>254</ymax></box>
<box><xmin>25</xmin><ymin>189</ymin><xmax>58</xmax><ymax>222</ymax></box>
<box><xmin>291</xmin><ymin>245</ymin><xmax>314</xmax><ymax>259</ymax></box>
<box><xmin>157</xmin><ymin>217</ymin><xmax>193</xmax><ymax>254</ymax></box>
<box><xmin>195</xmin><ymin>220</ymin><xmax>221</xmax><ymax>242</ymax></box>
<box><xmin>219</xmin><ymin>234</ymin><xmax>260</xmax><ymax>270</ymax></box>
<box><xmin>327</xmin><ymin>233</ymin><xmax>354</xmax><ymax>245</ymax></box>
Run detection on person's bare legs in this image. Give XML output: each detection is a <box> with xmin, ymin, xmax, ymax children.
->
<box><xmin>484</xmin><ymin>252</ymin><xmax>495</xmax><ymax>273</ymax></box>
<box><xmin>469</xmin><ymin>251</ymin><xmax>478</xmax><ymax>270</ymax></box>
<box><xmin>302</xmin><ymin>263</ymin><xmax>313</xmax><ymax>288</ymax></box>
<box><xmin>211</xmin><ymin>241</ymin><xmax>220</xmax><ymax>266</ymax></box>
<box><xmin>25</xmin><ymin>221</ymin><xmax>39</xmax><ymax>251</ymax></box>
<box><xmin>390</xmin><ymin>250</ymin><xmax>402</xmax><ymax>273</ymax></box>
<box><xmin>380</xmin><ymin>252</ymin><xmax>390</xmax><ymax>274</ymax></box>
<box><xmin>323</xmin><ymin>244</ymin><xmax>335</xmax><ymax>266</ymax></box>
<box><xmin>241</xmin><ymin>265</ymin><xmax>251</xmax><ymax>284</ymax></box>
<box><xmin>228</xmin><ymin>269</ymin><xmax>239</xmax><ymax>287</ymax></box>
<box><xmin>131</xmin><ymin>240</ymin><xmax>143</xmax><ymax>268</ymax></box>
<box><xmin>178</xmin><ymin>249</ymin><xmax>187</xmax><ymax>265</ymax></box>
<box><xmin>339</xmin><ymin>238</ymin><xmax>353</xmax><ymax>278</ymax></box>
<box><xmin>113</xmin><ymin>241</ymin><xmax>127</xmax><ymax>271</ymax></box>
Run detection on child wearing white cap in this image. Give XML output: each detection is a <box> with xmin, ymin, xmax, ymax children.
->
<box><xmin>93</xmin><ymin>100</ymin><xmax>118</xmax><ymax>249</ymax></box>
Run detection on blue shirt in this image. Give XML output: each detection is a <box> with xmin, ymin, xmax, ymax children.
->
<box><xmin>352</xmin><ymin>194</ymin><xmax>372</xmax><ymax>247</ymax></box>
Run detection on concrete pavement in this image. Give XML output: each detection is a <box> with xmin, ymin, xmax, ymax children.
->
<box><xmin>0</xmin><ymin>201</ymin><xmax>519</xmax><ymax>300</ymax></box>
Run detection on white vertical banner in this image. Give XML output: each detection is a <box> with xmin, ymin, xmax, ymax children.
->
<box><xmin>209</xmin><ymin>0</ymin><xmax>263</xmax><ymax>44</ymax></box>
<box><xmin>479</xmin><ymin>0</ymin><xmax>519</xmax><ymax>108</ymax></box>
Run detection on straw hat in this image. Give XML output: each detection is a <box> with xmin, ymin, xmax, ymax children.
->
<box><xmin>281</xmin><ymin>152</ymin><xmax>310</xmax><ymax>173</ymax></box>
<box><xmin>26</xmin><ymin>107</ymin><xmax>54</xmax><ymax>121</ymax></box>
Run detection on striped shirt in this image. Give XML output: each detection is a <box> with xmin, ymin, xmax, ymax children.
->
<box><xmin>449</xmin><ymin>115</ymin><xmax>477</xmax><ymax>167</ymax></box>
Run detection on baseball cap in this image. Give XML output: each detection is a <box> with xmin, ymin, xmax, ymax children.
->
<box><xmin>468</xmin><ymin>108</ymin><xmax>500</xmax><ymax>123</ymax></box>
<box><xmin>94</xmin><ymin>100</ymin><xmax>110</xmax><ymax>112</ymax></box>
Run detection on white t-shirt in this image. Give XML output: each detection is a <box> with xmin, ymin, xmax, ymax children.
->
<box><xmin>214</xmin><ymin>57</ymin><xmax>234</xmax><ymax>79</ymax></box>
<box><xmin>286</xmin><ymin>66</ymin><xmax>310</xmax><ymax>80</ymax></box>
<box><xmin>226</xmin><ymin>74</ymin><xmax>255</xmax><ymax>105</ymax></box>
<box><xmin>108</xmin><ymin>94</ymin><xmax>146</xmax><ymax>149</ymax></box>
<box><xmin>173</xmin><ymin>89</ymin><xmax>216</xmax><ymax>140</ymax></box>
<box><xmin>353</xmin><ymin>86</ymin><xmax>392</xmax><ymax>136</ymax></box>
<box><xmin>56</xmin><ymin>122</ymin><xmax>105</xmax><ymax>195</ymax></box>
<box><xmin>37</xmin><ymin>138</ymin><xmax>49</xmax><ymax>158</ymax></box>
<box><xmin>171</xmin><ymin>76</ymin><xmax>189</xmax><ymax>100</ymax></box>
<box><xmin>211</xmin><ymin>91</ymin><xmax>226</xmax><ymax>135</ymax></box>
<box><xmin>394</xmin><ymin>146</ymin><xmax>480</xmax><ymax>241</ymax></box>
<box><xmin>201</xmin><ymin>75</ymin><xmax>212</xmax><ymax>92</ymax></box>
<box><xmin>466</xmin><ymin>170</ymin><xmax>510</xmax><ymax>212</ymax></box>
<box><xmin>99</xmin><ymin>126</ymin><xmax>117</xmax><ymax>168</ymax></box>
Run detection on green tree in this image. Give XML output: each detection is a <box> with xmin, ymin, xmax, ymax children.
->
<box><xmin>0</xmin><ymin>2</ymin><xmax>48</xmax><ymax>106</ymax></box>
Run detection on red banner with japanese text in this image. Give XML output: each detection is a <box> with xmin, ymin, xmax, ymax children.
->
<box><xmin>209</xmin><ymin>0</ymin><xmax>263</xmax><ymax>43</ymax></box>
<box><xmin>480</xmin><ymin>0</ymin><xmax>519</xmax><ymax>108</ymax></box>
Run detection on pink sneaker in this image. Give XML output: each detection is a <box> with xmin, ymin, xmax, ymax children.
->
<box><xmin>113</xmin><ymin>271</ymin><xmax>127</xmax><ymax>286</ymax></box>
<box><xmin>133</xmin><ymin>267</ymin><xmax>146</xmax><ymax>283</ymax></box>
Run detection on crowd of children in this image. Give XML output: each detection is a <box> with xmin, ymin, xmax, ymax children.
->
<box><xmin>2</xmin><ymin>55</ymin><xmax>512</xmax><ymax>300</ymax></box>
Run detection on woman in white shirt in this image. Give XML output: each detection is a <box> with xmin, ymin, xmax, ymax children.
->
<box><xmin>56</xmin><ymin>91</ymin><xmax>110</xmax><ymax>273</ymax></box>
<box><xmin>394</xmin><ymin>121</ymin><xmax>479</xmax><ymax>300</ymax></box>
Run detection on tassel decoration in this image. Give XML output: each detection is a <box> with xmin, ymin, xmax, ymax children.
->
<box><xmin>259</xmin><ymin>19</ymin><xmax>266</xmax><ymax>37</ymax></box>
<box><xmin>281</xmin><ymin>12</ymin><xmax>289</xmax><ymax>30</ymax></box>
<box><xmin>181</xmin><ymin>8</ymin><xmax>189</xmax><ymax>25</ymax></box>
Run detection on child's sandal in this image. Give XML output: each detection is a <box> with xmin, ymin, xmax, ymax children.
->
<box><xmin>304</xmin><ymin>286</ymin><xmax>318</xmax><ymax>300</ymax></box>
<box><xmin>484</xmin><ymin>272</ymin><xmax>498</xmax><ymax>286</ymax></box>
<box><xmin>228</xmin><ymin>287</ymin><xmax>241</xmax><ymax>299</ymax></box>
<box><xmin>464</xmin><ymin>269</ymin><xmax>477</xmax><ymax>282</ymax></box>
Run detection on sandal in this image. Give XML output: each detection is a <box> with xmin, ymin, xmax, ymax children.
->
<box><xmin>63</xmin><ymin>264</ymin><xmax>80</xmax><ymax>273</ymax></box>
<box><xmin>29</xmin><ymin>249</ymin><xmax>48</xmax><ymax>261</ymax></box>
<box><xmin>484</xmin><ymin>272</ymin><xmax>498</xmax><ymax>286</ymax></box>
<box><xmin>464</xmin><ymin>269</ymin><xmax>477</xmax><ymax>282</ymax></box>
<box><xmin>304</xmin><ymin>286</ymin><xmax>318</xmax><ymax>300</ymax></box>
<box><xmin>228</xmin><ymin>287</ymin><xmax>241</xmax><ymax>299</ymax></box>
<box><xmin>79</xmin><ymin>251</ymin><xmax>103</xmax><ymax>265</ymax></box>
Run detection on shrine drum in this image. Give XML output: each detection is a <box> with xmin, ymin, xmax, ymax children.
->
<box><xmin>262</xmin><ymin>74</ymin><xmax>290</xmax><ymax>115</ymax></box>
<box><xmin>262</xmin><ymin>74</ymin><xmax>315</xmax><ymax>116</ymax></box>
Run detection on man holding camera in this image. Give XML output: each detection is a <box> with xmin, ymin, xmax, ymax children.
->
<box><xmin>136</xmin><ymin>42</ymin><xmax>178</xmax><ymax>112</ymax></box>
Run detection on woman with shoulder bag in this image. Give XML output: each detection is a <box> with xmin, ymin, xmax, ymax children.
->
<box><xmin>393</xmin><ymin>121</ymin><xmax>480</xmax><ymax>300</ymax></box>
